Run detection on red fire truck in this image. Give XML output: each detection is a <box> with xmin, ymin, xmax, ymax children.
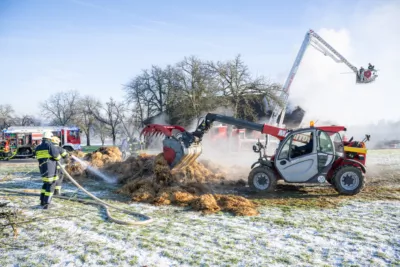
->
<box><xmin>1</xmin><ymin>126</ymin><xmax>81</xmax><ymax>159</ymax></box>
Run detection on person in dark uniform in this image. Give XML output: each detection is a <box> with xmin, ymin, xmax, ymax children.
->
<box><xmin>358</xmin><ymin>66</ymin><xmax>365</xmax><ymax>82</ymax></box>
<box><xmin>292</xmin><ymin>133</ymin><xmax>314</xmax><ymax>157</ymax></box>
<box><xmin>51</xmin><ymin>136</ymin><xmax>68</xmax><ymax>196</ymax></box>
<box><xmin>35</xmin><ymin>131</ymin><xmax>61</xmax><ymax>209</ymax></box>
<box><xmin>368</xmin><ymin>63</ymin><xmax>375</xmax><ymax>71</ymax></box>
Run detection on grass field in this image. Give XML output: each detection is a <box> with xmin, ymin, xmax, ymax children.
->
<box><xmin>1</xmin><ymin>149</ymin><xmax>399</xmax><ymax>266</ymax></box>
<box><xmin>81</xmin><ymin>145</ymin><xmax>106</xmax><ymax>153</ymax></box>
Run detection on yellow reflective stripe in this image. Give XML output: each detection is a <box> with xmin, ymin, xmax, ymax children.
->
<box><xmin>55</xmin><ymin>186</ymin><xmax>61</xmax><ymax>190</ymax></box>
<box><xmin>54</xmin><ymin>155</ymin><xmax>61</xmax><ymax>161</ymax></box>
<box><xmin>36</xmin><ymin>150</ymin><xmax>51</xmax><ymax>159</ymax></box>
<box><xmin>41</xmin><ymin>189</ymin><xmax>46</xmax><ymax>193</ymax></box>
<box><xmin>61</xmin><ymin>151</ymin><xmax>68</xmax><ymax>157</ymax></box>
<box><xmin>44</xmin><ymin>192</ymin><xmax>53</xmax><ymax>196</ymax></box>
<box><xmin>41</xmin><ymin>176</ymin><xmax>58</xmax><ymax>182</ymax></box>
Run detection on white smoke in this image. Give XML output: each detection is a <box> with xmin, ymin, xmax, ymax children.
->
<box><xmin>152</xmin><ymin>113</ymin><xmax>169</xmax><ymax>125</ymax></box>
<box><xmin>287</xmin><ymin>2</ymin><xmax>400</xmax><ymax>130</ymax></box>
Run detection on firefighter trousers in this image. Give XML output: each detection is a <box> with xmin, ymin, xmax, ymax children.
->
<box><xmin>40</xmin><ymin>180</ymin><xmax>57</xmax><ymax>205</ymax></box>
<box><xmin>55</xmin><ymin>170</ymin><xmax>64</xmax><ymax>194</ymax></box>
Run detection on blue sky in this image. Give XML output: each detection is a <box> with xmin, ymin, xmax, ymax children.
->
<box><xmin>0</xmin><ymin>0</ymin><xmax>398</xmax><ymax>126</ymax></box>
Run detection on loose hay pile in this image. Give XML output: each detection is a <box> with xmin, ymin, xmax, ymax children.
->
<box><xmin>117</xmin><ymin>153</ymin><xmax>259</xmax><ymax>216</ymax></box>
<box><xmin>84</xmin><ymin>146</ymin><xmax>122</xmax><ymax>168</ymax></box>
<box><xmin>65</xmin><ymin>148</ymin><xmax>257</xmax><ymax>216</ymax></box>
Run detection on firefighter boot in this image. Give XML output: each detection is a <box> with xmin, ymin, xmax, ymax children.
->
<box><xmin>54</xmin><ymin>189</ymin><xmax>60</xmax><ymax>196</ymax></box>
<box><xmin>43</xmin><ymin>204</ymin><xmax>54</xmax><ymax>210</ymax></box>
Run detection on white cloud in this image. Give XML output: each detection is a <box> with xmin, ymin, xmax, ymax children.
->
<box><xmin>287</xmin><ymin>2</ymin><xmax>400</xmax><ymax>126</ymax></box>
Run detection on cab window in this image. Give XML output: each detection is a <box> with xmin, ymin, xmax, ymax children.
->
<box><xmin>328</xmin><ymin>132</ymin><xmax>343</xmax><ymax>154</ymax></box>
<box><xmin>278</xmin><ymin>139</ymin><xmax>291</xmax><ymax>160</ymax></box>
<box><xmin>69</xmin><ymin>130</ymin><xmax>79</xmax><ymax>138</ymax></box>
<box><xmin>278</xmin><ymin>131</ymin><xmax>314</xmax><ymax>159</ymax></box>
<box><xmin>318</xmin><ymin>131</ymin><xmax>334</xmax><ymax>154</ymax></box>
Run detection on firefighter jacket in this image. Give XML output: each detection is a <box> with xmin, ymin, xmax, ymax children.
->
<box><xmin>55</xmin><ymin>145</ymin><xmax>68</xmax><ymax>169</ymax></box>
<box><xmin>35</xmin><ymin>139</ymin><xmax>61</xmax><ymax>182</ymax></box>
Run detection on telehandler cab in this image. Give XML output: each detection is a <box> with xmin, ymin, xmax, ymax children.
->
<box><xmin>141</xmin><ymin>113</ymin><xmax>370</xmax><ymax>195</ymax></box>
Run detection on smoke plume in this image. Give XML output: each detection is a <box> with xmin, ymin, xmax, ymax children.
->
<box><xmin>286</xmin><ymin>2</ymin><xmax>400</xmax><ymax>142</ymax></box>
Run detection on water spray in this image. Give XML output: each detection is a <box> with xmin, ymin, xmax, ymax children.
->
<box><xmin>71</xmin><ymin>155</ymin><xmax>117</xmax><ymax>184</ymax></box>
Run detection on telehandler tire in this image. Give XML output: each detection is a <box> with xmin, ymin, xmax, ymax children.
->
<box><xmin>248</xmin><ymin>166</ymin><xmax>277</xmax><ymax>193</ymax></box>
<box><xmin>332</xmin><ymin>165</ymin><xmax>365</xmax><ymax>195</ymax></box>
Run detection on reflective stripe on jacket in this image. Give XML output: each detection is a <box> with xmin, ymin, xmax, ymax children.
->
<box><xmin>35</xmin><ymin>139</ymin><xmax>61</xmax><ymax>181</ymax></box>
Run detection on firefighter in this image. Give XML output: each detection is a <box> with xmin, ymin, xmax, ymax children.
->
<box><xmin>51</xmin><ymin>136</ymin><xmax>68</xmax><ymax>196</ymax></box>
<box><xmin>0</xmin><ymin>141</ymin><xmax>5</xmax><ymax>159</ymax></box>
<box><xmin>358</xmin><ymin>66</ymin><xmax>365</xmax><ymax>82</ymax></box>
<box><xmin>368</xmin><ymin>63</ymin><xmax>375</xmax><ymax>71</ymax></box>
<box><xmin>35</xmin><ymin>131</ymin><xmax>61</xmax><ymax>209</ymax></box>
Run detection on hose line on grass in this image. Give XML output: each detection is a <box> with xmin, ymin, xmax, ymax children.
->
<box><xmin>0</xmin><ymin>162</ymin><xmax>153</xmax><ymax>226</ymax></box>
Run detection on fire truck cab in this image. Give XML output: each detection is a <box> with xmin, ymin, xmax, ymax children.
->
<box><xmin>1</xmin><ymin>126</ymin><xmax>81</xmax><ymax>159</ymax></box>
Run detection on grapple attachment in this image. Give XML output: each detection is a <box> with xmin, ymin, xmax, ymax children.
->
<box><xmin>140</xmin><ymin>124</ymin><xmax>203</xmax><ymax>171</ymax></box>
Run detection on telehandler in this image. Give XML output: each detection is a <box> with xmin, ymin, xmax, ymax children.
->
<box><xmin>141</xmin><ymin>113</ymin><xmax>370</xmax><ymax>195</ymax></box>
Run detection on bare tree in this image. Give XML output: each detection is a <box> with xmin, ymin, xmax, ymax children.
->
<box><xmin>123</xmin><ymin>55</ymin><xmax>283</xmax><ymax>127</ymax></box>
<box><xmin>124</xmin><ymin>65</ymin><xmax>173</xmax><ymax>127</ymax></box>
<box><xmin>210</xmin><ymin>54</ymin><xmax>283</xmax><ymax>120</ymax></box>
<box><xmin>74</xmin><ymin>96</ymin><xmax>100</xmax><ymax>146</ymax></box>
<box><xmin>116</xmin><ymin>105</ymin><xmax>142</xmax><ymax>140</ymax></box>
<box><xmin>171</xmin><ymin>56</ymin><xmax>220</xmax><ymax>125</ymax></box>
<box><xmin>142</xmin><ymin>65</ymin><xmax>168</xmax><ymax>114</ymax></box>
<box><xmin>93</xmin><ymin>121</ymin><xmax>111</xmax><ymax>146</ymax></box>
<box><xmin>14</xmin><ymin>115</ymin><xmax>41</xmax><ymax>126</ymax></box>
<box><xmin>0</xmin><ymin>104</ymin><xmax>16</xmax><ymax>129</ymax></box>
<box><xmin>88</xmin><ymin>98</ymin><xmax>125</xmax><ymax>146</ymax></box>
<box><xmin>40</xmin><ymin>90</ymin><xmax>80</xmax><ymax>126</ymax></box>
<box><xmin>124</xmin><ymin>76</ymin><xmax>148</xmax><ymax>127</ymax></box>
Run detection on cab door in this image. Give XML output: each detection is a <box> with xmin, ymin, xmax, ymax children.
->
<box><xmin>315</xmin><ymin>130</ymin><xmax>336</xmax><ymax>175</ymax></box>
<box><xmin>274</xmin><ymin>129</ymin><xmax>336</xmax><ymax>182</ymax></box>
<box><xmin>274</xmin><ymin>129</ymin><xmax>319</xmax><ymax>182</ymax></box>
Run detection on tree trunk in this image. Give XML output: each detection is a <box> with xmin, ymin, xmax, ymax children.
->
<box><xmin>234</xmin><ymin>101</ymin><xmax>239</xmax><ymax>118</ymax></box>
<box><xmin>86</xmin><ymin>130</ymin><xmax>91</xmax><ymax>146</ymax></box>
<box><xmin>112</xmin><ymin>129</ymin><xmax>116</xmax><ymax>146</ymax></box>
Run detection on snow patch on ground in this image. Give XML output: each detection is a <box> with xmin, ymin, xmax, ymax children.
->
<box><xmin>1</xmin><ymin>151</ymin><xmax>400</xmax><ymax>266</ymax></box>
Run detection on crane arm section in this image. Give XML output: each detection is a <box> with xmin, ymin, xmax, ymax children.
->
<box><xmin>308</xmin><ymin>30</ymin><xmax>358</xmax><ymax>72</ymax></box>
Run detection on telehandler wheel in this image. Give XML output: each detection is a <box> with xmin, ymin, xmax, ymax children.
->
<box><xmin>248</xmin><ymin>166</ymin><xmax>277</xmax><ymax>193</ymax></box>
<box><xmin>332</xmin><ymin>165</ymin><xmax>365</xmax><ymax>195</ymax></box>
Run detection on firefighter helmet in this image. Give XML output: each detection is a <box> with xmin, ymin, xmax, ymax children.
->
<box><xmin>43</xmin><ymin>131</ymin><xmax>53</xmax><ymax>139</ymax></box>
<box><xmin>51</xmin><ymin>136</ymin><xmax>60</xmax><ymax>144</ymax></box>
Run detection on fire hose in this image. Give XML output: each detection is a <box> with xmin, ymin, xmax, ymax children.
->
<box><xmin>0</xmin><ymin>162</ymin><xmax>153</xmax><ymax>226</ymax></box>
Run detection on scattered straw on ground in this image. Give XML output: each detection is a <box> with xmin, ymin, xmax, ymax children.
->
<box><xmin>116</xmin><ymin>153</ymin><xmax>258</xmax><ymax>216</ymax></box>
